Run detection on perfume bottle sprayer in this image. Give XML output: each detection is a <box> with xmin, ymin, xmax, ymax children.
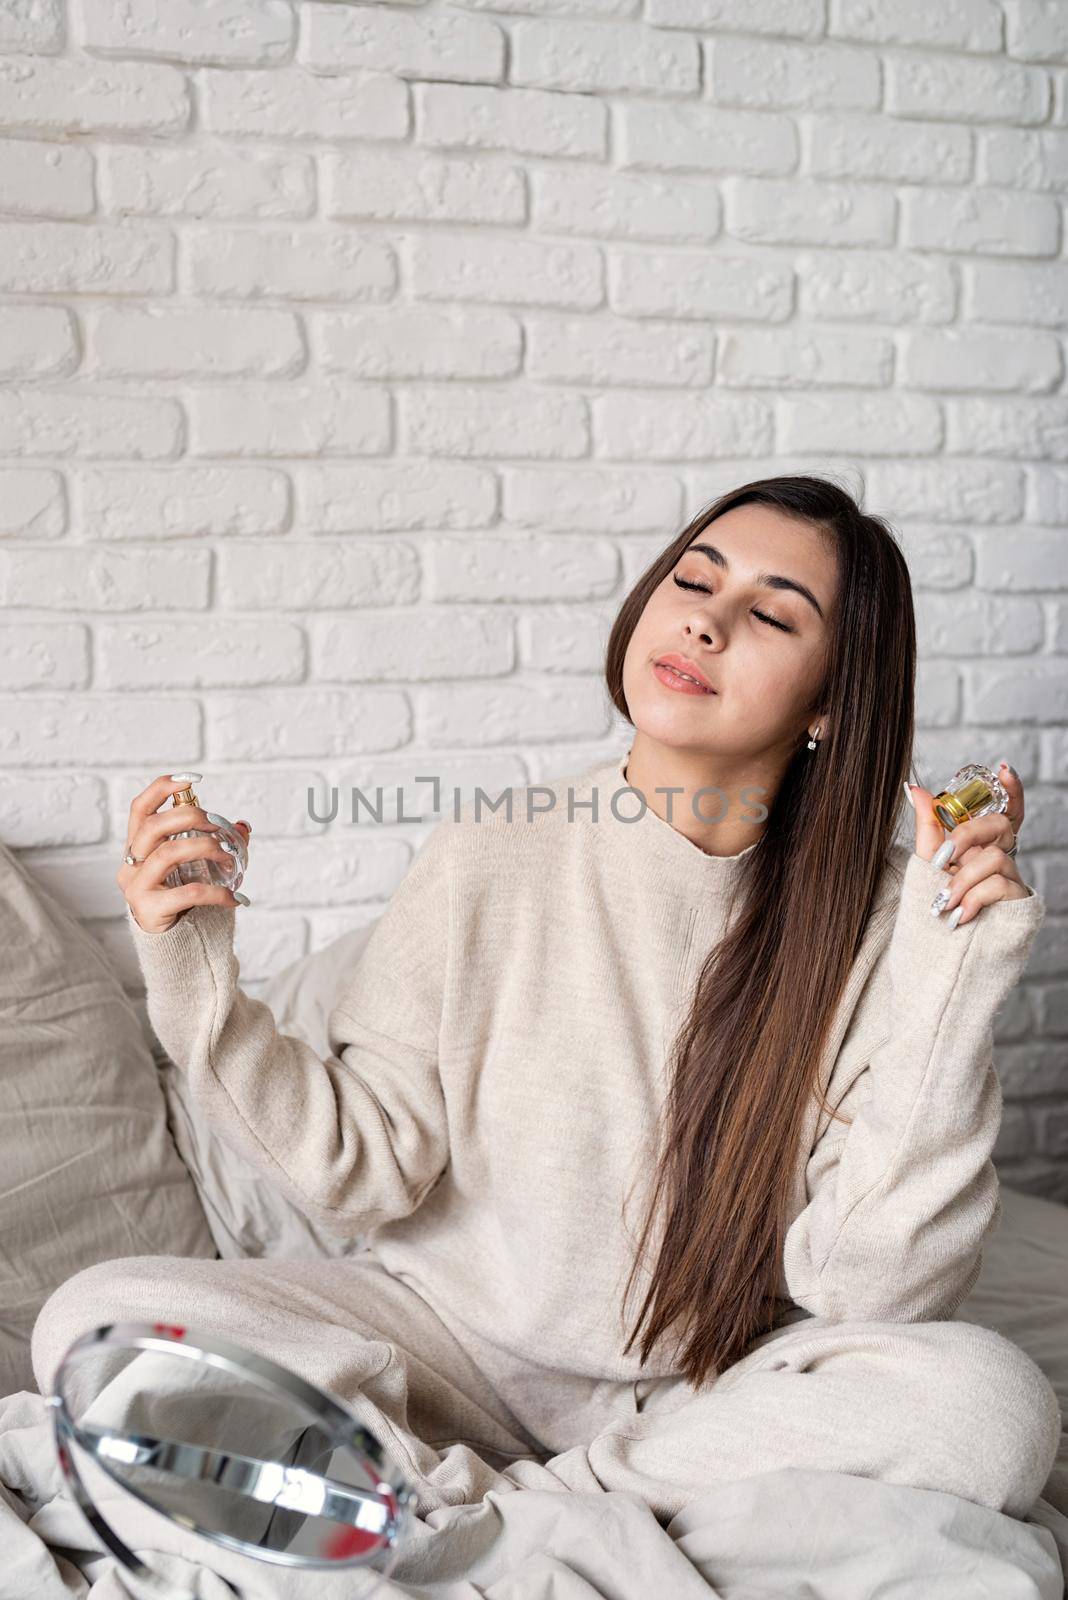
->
<box><xmin>930</xmin><ymin>763</ymin><xmax>1009</xmax><ymax>832</ymax></box>
<box><xmin>163</xmin><ymin>773</ymin><xmax>248</xmax><ymax>894</ymax></box>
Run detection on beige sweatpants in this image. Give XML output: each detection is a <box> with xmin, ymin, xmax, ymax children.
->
<box><xmin>31</xmin><ymin>1249</ymin><xmax>1062</xmax><ymax>1529</ymax></box>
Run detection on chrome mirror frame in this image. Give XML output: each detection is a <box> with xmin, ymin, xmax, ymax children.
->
<box><xmin>50</xmin><ymin>1321</ymin><xmax>418</xmax><ymax>1600</ymax></box>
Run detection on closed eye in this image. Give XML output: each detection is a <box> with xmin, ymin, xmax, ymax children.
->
<box><xmin>673</xmin><ymin>574</ymin><xmax>794</xmax><ymax>633</ymax></box>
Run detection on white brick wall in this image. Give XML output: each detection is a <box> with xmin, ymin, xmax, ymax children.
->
<box><xmin>1</xmin><ymin>0</ymin><xmax>1065</xmax><ymax>1195</ymax></box>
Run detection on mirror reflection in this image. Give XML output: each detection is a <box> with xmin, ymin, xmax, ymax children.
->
<box><xmin>52</xmin><ymin>1323</ymin><xmax>416</xmax><ymax>1595</ymax></box>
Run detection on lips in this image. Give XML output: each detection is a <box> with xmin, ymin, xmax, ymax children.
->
<box><xmin>654</xmin><ymin>654</ymin><xmax>716</xmax><ymax>693</ymax></box>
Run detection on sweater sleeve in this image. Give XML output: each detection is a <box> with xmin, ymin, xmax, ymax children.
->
<box><xmin>123</xmin><ymin>820</ymin><xmax>454</xmax><ymax>1239</ymax></box>
<box><xmin>781</xmin><ymin>849</ymin><xmax>1045</xmax><ymax>1323</ymax></box>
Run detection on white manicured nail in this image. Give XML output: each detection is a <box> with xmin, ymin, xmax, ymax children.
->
<box><xmin>903</xmin><ymin>782</ymin><xmax>915</xmax><ymax>810</ymax></box>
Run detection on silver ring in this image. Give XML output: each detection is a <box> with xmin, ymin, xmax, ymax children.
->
<box><xmin>122</xmin><ymin>845</ymin><xmax>144</xmax><ymax>866</ymax></box>
<box><xmin>1007</xmin><ymin>840</ymin><xmax>1018</xmax><ymax>858</ymax></box>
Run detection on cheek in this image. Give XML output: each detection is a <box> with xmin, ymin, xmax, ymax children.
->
<box><xmin>622</xmin><ymin>607</ymin><xmax>662</xmax><ymax>675</ymax></box>
<box><xmin>747</xmin><ymin>658</ymin><xmax>817</xmax><ymax>728</ymax></box>
<box><xmin>629</xmin><ymin>599</ymin><xmax>664</xmax><ymax>643</ymax></box>
<box><xmin>622</xmin><ymin>650</ymin><xmax>654</xmax><ymax>710</ymax></box>
<box><xmin>620</xmin><ymin>636</ymin><xmax>642</xmax><ymax>692</ymax></box>
<box><xmin>727</xmin><ymin>652</ymin><xmax>797</xmax><ymax>722</ymax></box>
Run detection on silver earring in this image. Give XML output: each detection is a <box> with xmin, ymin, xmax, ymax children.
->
<box><xmin>807</xmin><ymin>725</ymin><xmax>821</xmax><ymax>751</ymax></box>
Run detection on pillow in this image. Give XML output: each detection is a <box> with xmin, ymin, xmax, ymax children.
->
<box><xmin>0</xmin><ymin>841</ymin><xmax>216</xmax><ymax>1398</ymax></box>
<box><xmin>157</xmin><ymin>921</ymin><xmax>380</xmax><ymax>1262</ymax></box>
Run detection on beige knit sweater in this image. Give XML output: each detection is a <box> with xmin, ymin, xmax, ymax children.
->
<box><xmin>126</xmin><ymin>749</ymin><xmax>1045</xmax><ymax>1381</ymax></box>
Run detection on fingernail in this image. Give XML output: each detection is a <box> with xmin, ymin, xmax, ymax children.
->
<box><xmin>205</xmin><ymin>811</ymin><xmax>228</xmax><ymax>827</ymax></box>
<box><xmin>930</xmin><ymin>887</ymin><xmax>951</xmax><ymax>916</ymax></box>
<box><xmin>999</xmin><ymin>762</ymin><xmax>1020</xmax><ymax>780</ymax></box>
<box><xmin>947</xmin><ymin>905</ymin><xmax>964</xmax><ymax>930</ymax></box>
<box><xmin>903</xmin><ymin>781</ymin><xmax>916</xmax><ymax>810</ymax></box>
<box><xmin>233</xmin><ymin>892</ymin><xmax>250</xmax><ymax>906</ymax></box>
<box><xmin>931</xmin><ymin>839</ymin><xmax>954</xmax><ymax>870</ymax></box>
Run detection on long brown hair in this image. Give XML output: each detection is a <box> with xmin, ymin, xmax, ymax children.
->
<box><xmin>607</xmin><ymin>474</ymin><xmax>915</xmax><ymax>1389</ymax></box>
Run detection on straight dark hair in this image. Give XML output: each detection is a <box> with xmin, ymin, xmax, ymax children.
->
<box><xmin>605</xmin><ymin>474</ymin><xmax>915</xmax><ymax>1389</ymax></box>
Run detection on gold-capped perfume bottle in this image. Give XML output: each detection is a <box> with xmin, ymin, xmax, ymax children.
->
<box><xmin>163</xmin><ymin>772</ymin><xmax>247</xmax><ymax>894</ymax></box>
<box><xmin>931</xmin><ymin>763</ymin><xmax>1009</xmax><ymax>832</ymax></box>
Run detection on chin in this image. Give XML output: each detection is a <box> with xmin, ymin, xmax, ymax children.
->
<box><xmin>631</xmin><ymin>703</ymin><xmax>714</xmax><ymax>750</ymax></box>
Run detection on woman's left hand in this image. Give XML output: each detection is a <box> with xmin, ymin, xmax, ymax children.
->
<box><xmin>910</xmin><ymin>761</ymin><xmax>1030</xmax><ymax>927</ymax></box>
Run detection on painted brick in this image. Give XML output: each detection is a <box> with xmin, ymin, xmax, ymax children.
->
<box><xmin>188</xmin><ymin>384</ymin><xmax>391</xmax><ymax>457</ymax></box>
<box><xmin>299</xmin><ymin>462</ymin><xmax>497</xmax><ymax>531</ymax></box>
<box><xmin>314</xmin><ymin>308</ymin><xmax>522</xmax><ymax>379</ymax></box>
<box><xmin>0</xmin><ymin>55</ymin><xmax>189</xmax><ymax>134</ymax></box>
<box><xmin>0</xmin><ymin>305</ymin><xmax>78</xmax><ymax>378</ymax></box>
<box><xmin>0</xmin><ymin>0</ymin><xmax>62</xmax><ymax>53</ymax></box>
<box><xmin>0</xmin><ymin>469</ymin><xmax>66</xmax><ymax>537</ymax></box>
<box><xmin>301</xmin><ymin>3</ymin><xmax>504</xmax><ymax>82</ymax></box>
<box><xmin>78</xmin><ymin>0</ymin><xmax>294</xmax><ymax>65</ymax></box>
<box><xmin>90</xmin><ymin>307</ymin><xmax>306</xmax><ymax>377</ymax></box>
<box><xmin>0</xmin><ymin>391</ymin><xmax>182</xmax><ymax>458</ymax></box>
<box><xmin>203</xmin><ymin>68</ymin><xmax>408</xmax><ymax>142</ymax></box>
<box><xmin>186</xmin><ymin>227</ymin><xmax>396</xmax><ymax>301</ymax></box>
<box><xmin>219</xmin><ymin>543</ymin><xmax>420</xmax><ymax>610</ymax></box>
<box><xmin>416</xmin><ymin>82</ymin><xmax>605</xmax><ymax>159</ymax></box>
<box><xmin>101</xmin><ymin>144</ymin><xmax>315</xmax><ymax>219</ymax></box>
<box><xmin>0</xmin><ymin>138</ymin><xmax>94</xmax><ymax>217</ymax></box>
<box><xmin>77</xmin><ymin>467</ymin><xmax>290</xmax><ymax>538</ymax></box>
<box><xmin>511</xmin><ymin>18</ymin><xmax>698</xmax><ymax>95</ymax></box>
<box><xmin>0</xmin><ymin>221</ymin><xmax>173</xmax><ymax>294</ymax></box>
<box><xmin>324</xmin><ymin>148</ymin><xmax>525</xmax><ymax>226</ymax></box>
<box><xmin>408</xmin><ymin>232</ymin><xmax>603</xmax><ymax>309</ymax></box>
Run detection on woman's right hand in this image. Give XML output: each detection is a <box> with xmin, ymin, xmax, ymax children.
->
<box><xmin>117</xmin><ymin>774</ymin><xmax>252</xmax><ymax>934</ymax></box>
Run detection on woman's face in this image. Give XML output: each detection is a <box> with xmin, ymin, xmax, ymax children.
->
<box><xmin>622</xmin><ymin>503</ymin><xmax>839</xmax><ymax>767</ymax></box>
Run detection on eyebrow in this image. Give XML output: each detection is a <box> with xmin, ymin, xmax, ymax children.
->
<box><xmin>683</xmin><ymin>542</ymin><xmax>825</xmax><ymax>621</ymax></box>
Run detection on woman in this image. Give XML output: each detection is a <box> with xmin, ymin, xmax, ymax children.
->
<box><xmin>33</xmin><ymin>475</ymin><xmax>1060</xmax><ymax>1528</ymax></box>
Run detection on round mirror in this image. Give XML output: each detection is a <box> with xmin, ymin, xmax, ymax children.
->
<box><xmin>51</xmin><ymin>1322</ymin><xmax>418</xmax><ymax>1599</ymax></box>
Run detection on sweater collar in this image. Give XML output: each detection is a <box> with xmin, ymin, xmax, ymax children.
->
<box><xmin>578</xmin><ymin>747</ymin><xmax>762</xmax><ymax>887</ymax></box>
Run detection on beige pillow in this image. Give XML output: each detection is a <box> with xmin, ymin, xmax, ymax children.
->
<box><xmin>0</xmin><ymin>841</ymin><xmax>216</xmax><ymax>1397</ymax></box>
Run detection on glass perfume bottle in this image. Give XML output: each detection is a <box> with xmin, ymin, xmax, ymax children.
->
<box><xmin>163</xmin><ymin>772</ymin><xmax>248</xmax><ymax>894</ymax></box>
<box><xmin>930</xmin><ymin>763</ymin><xmax>1009</xmax><ymax>832</ymax></box>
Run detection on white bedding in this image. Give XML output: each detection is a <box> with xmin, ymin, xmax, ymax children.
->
<box><xmin>2</xmin><ymin>1175</ymin><xmax>1066</xmax><ymax>1600</ymax></box>
<box><xmin>0</xmin><ymin>1379</ymin><xmax>1066</xmax><ymax>1600</ymax></box>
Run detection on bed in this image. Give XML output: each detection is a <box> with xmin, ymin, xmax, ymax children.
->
<box><xmin>1</xmin><ymin>837</ymin><xmax>1066</xmax><ymax>1599</ymax></box>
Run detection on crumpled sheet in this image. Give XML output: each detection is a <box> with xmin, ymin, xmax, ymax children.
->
<box><xmin>2</xmin><ymin>1388</ymin><xmax>1066</xmax><ymax>1600</ymax></box>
